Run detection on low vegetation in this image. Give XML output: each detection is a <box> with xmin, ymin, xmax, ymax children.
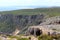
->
<box><xmin>0</xmin><ymin>34</ymin><xmax>60</xmax><ymax>40</ymax></box>
<box><xmin>38</xmin><ymin>34</ymin><xmax>60</xmax><ymax>40</ymax></box>
<box><xmin>1</xmin><ymin>7</ymin><xmax>60</xmax><ymax>16</ymax></box>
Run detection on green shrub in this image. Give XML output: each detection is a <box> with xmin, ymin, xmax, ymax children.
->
<box><xmin>38</xmin><ymin>35</ymin><xmax>53</xmax><ymax>40</ymax></box>
<box><xmin>51</xmin><ymin>34</ymin><xmax>60</xmax><ymax>40</ymax></box>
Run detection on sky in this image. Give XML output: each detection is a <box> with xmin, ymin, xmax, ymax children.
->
<box><xmin>0</xmin><ymin>0</ymin><xmax>60</xmax><ymax>11</ymax></box>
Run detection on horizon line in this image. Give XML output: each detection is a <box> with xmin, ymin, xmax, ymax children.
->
<box><xmin>0</xmin><ymin>6</ymin><xmax>60</xmax><ymax>12</ymax></box>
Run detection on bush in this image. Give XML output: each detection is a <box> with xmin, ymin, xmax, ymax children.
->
<box><xmin>38</xmin><ymin>35</ymin><xmax>53</xmax><ymax>40</ymax></box>
<box><xmin>51</xmin><ymin>34</ymin><xmax>60</xmax><ymax>40</ymax></box>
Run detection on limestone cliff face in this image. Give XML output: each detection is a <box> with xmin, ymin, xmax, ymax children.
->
<box><xmin>26</xmin><ymin>16</ymin><xmax>60</xmax><ymax>36</ymax></box>
<box><xmin>40</xmin><ymin>16</ymin><xmax>60</xmax><ymax>25</ymax></box>
<box><xmin>0</xmin><ymin>14</ymin><xmax>45</xmax><ymax>34</ymax></box>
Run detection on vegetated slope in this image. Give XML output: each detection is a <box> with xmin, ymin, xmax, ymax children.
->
<box><xmin>0</xmin><ymin>14</ymin><xmax>45</xmax><ymax>34</ymax></box>
<box><xmin>0</xmin><ymin>7</ymin><xmax>60</xmax><ymax>16</ymax></box>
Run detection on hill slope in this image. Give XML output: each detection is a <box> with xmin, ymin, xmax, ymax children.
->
<box><xmin>0</xmin><ymin>7</ymin><xmax>60</xmax><ymax>17</ymax></box>
<box><xmin>0</xmin><ymin>7</ymin><xmax>60</xmax><ymax>34</ymax></box>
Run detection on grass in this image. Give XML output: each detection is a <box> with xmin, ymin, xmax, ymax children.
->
<box><xmin>7</xmin><ymin>35</ymin><xmax>29</xmax><ymax>40</ymax></box>
<box><xmin>18</xmin><ymin>38</ymin><xmax>29</xmax><ymax>40</ymax></box>
<box><xmin>38</xmin><ymin>35</ymin><xmax>53</xmax><ymax>40</ymax></box>
<box><xmin>6</xmin><ymin>34</ymin><xmax>60</xmax><ymax>40</ymax></box>
<box><xmin>0</xmin><ymin>34</ymin><xmax>60</xmax><ymax>40</ymax></box>
<box><xmin>38</xmin><ymin>34</ymin><xmax>60</xmax><ymax>40</ymax></box>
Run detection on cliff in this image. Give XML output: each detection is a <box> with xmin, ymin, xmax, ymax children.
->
<box><xmin>0</xmin><ymin>14</ymin><xmax>45</xmax><ymax>34</ymax></box>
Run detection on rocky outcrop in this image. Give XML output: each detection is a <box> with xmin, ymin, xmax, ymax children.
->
<box><xmin>40</xmin><ymin>16</ymin><xmax>60</xmax><ymax>25</ymax></box>
<box><xmin>26</xmin><ymin>16</ymin><xmax>60</xmax><ymax>36</ymax></box>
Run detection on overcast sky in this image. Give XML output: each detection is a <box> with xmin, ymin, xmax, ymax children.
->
<box><xmin>0</xmin><ymin>0</ymin><xmax>60</xmax><ymax>11</ymax></box>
